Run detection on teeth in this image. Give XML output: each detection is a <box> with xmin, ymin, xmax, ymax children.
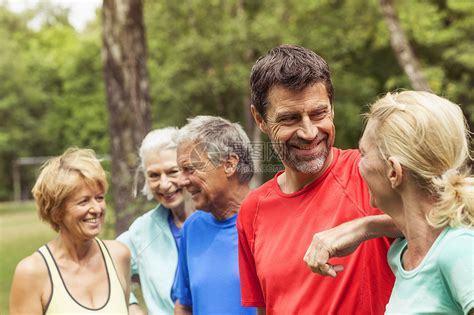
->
<box><xmin>162</xmin><ymin>191</ymin><xmax>178</xmax><ymax>198</ymax></box>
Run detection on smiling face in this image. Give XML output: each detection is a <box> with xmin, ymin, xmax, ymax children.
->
<box><xmin>60</xmin><ymin>183</ymin><xmax>106</xmax><ymax>240</ymax></box>
<box><xmin>176</xmin><ymin>141</ymin><xmax>228</xmax><ymax>213</ymax></box>
<box><xmin>144</xmin><ymin>149</ymin><xmax>184</xmax><ymax>210</ymax></box>
<box><xmin>254</xmin><ymin>83</ymin><xmax>335</xmax><ymax>175</ymax></box>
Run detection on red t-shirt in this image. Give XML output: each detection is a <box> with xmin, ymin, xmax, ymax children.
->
<box><xmin>237</xmin><ymin>148</ymin><xmax>395</xmax><ymax>315</ymax></box>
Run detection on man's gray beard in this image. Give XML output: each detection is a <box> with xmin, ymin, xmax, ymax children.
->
<box><xmin>273</xmin><ymin>142</ymin><xmax>330</xmax><ymax>175</ymax></box>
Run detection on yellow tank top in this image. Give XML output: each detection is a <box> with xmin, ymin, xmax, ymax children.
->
<box><xmin>37</xmin><ymin>238</ymin><xmax>128</xmax><ymax>314</ymax></box>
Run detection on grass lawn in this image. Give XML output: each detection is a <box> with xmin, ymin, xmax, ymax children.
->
<box><xmin>0</xmin><ymin>201</ymin><xmax>144</xmax><ymax>313</ymax></box>
<box><xmin>0</xmin><ymin>201</ymin><xmax>55</xmax><ymax>313</ymax></box>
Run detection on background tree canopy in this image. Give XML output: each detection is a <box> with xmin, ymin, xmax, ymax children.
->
<box><xmin>0</xmin><ymin>0</ymin><xmax>472</xmax><ymax>201</ymax></box>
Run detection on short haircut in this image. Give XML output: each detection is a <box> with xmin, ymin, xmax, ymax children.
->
<box><xmin>32</xmin><ymin>147</ymin><xmax>108</xmax><ymax>232</ymax></box>
<box><xmin>250</xmin><ymin>44</ymin><xmax>334</xmax><ymax>118</ymax></box>
<box><xmin>177</xmin><ymin>115</ymin><xmax>254</xmax><ymax>183</ymax></box>
<box><xmin>366</xmin><ymin>91</ymin><xmax>473</xmax><ymax>228</ymax></box>
<box><xmin>137</xmin><ymin>127</ymin><xmax>179</xmax><ymax>200</ymax></box>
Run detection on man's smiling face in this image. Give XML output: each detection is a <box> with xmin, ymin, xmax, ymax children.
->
<box><xmin>259</xmin><ymin>83</ymin><xmax>335</xmax><ymax>175</ymax></box>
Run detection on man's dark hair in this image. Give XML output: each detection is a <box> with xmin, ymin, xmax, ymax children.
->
<box><xmin>250</xmin><ymin>45</ymin><xmax>334</xmax><ymax>118</ymax></box>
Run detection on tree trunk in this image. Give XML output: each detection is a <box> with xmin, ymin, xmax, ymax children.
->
<box><xmin>379</xmin><ymin>0</ymin><xmax>431</xmax><ymax>92</ymax></box>
<box><xmin>244</xmin><ymin>93</ymin><xmax>263</xmax><ymax>189</ymax></box>
<box><xmin>102</xmin><ymin>0</ymin><xmax>151</xmax><ymax>234</ymax></box>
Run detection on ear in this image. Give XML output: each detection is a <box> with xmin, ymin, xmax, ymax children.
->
<box><xmin>224</xmin><ymin>153</ymin><xmax>239</xmax><ymax>178</ymax></box>
<box><xmin>387</xmin><ymin>156</ymin><xmax>403</xmax><ymax>189</ymax></box>
<box><xmin>251</xmin><ymin>105</ymin><xmax>267</xmax><ymax>134</ymax></box>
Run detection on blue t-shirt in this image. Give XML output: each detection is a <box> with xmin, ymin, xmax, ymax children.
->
<box><xmin>168</xmin><ymin>212</ymin><xmax>182</xmax><ymax>251</ymax></box>
<box><xmin>175</xmin><ymin>211</ymin><xmax>255</xmax><ymax>315</ymax></box>
<box><xmin>386</xmin><ymin>227</ymin><xmax>474</xmax><ymax>314</ymax></box>
<box><xmin>168</xmin><ymin>212</ymin><xmax>183</xmax><ymax>303</ymax></box>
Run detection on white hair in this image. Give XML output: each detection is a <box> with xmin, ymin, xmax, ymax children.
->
<box><xmin>136</xmin><ymin>127</ymin><xmax>179</xmax><ymax>199</ymax></box>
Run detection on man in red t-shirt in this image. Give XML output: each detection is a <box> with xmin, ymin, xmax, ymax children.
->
<box><xmin>237</xmin><ymin>45</ymin><xmax>397</xmax><ymax>314</ymax></box>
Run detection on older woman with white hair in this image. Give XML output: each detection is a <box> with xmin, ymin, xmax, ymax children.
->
<box><xmin>358</xmin><ymin>91</ymin><xmax>473</xmax><ymax>314</ymax></box>
<box><xmin>117</xmin><ymin>127</ymin><xmax>194</xmax><ymax>315</ymax></box>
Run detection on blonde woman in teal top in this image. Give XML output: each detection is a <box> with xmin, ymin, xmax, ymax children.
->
<box><xmin>358</xmin><ymin>91</ymin><xmax>473</xmax><ymax>314</ymax></box>
<box><xmin>117</xmin><ymin>128</ymin><xmax>194</xmax><ymax>315</ymax></box>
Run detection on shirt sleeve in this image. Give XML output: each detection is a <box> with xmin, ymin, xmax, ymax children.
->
<box><xmin>237</xmin><ymin>197</ymin><xmax>266</xmax><ymax>307</ymax></box>
<box><xmin>175</xmin><ymin>225</ymin><xmax>192</xmax><ymax>306</ymax></box>
<box><xmin>116</xmin><ymin>230</ymin><xmax>139</xmax><ymax>305</ymax></box>
<box><xmin>438</xmin><ymin>231</ymin><xmax>474</xmax><ymax>314</ymax></box>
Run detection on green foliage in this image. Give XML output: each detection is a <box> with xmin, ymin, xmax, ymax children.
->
<box><xmin>0</xmin><ymin>0</ymin><xmax>472</xmax><ymax>200</ymax></box>
<box><xmin>0</xmin><ymin>4</ymin><xmax>106</xmax><ymax>200</ymax></box>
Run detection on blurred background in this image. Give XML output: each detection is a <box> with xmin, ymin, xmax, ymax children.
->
<box><xmin>0</xmin><ymin>0</ymin><xmax>473</xmax><ymax>312</ymax></box>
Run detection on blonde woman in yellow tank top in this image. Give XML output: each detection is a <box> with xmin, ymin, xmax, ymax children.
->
<box><xmin>9</xmin><ymin>148</ymin><xmax>130</xmax><ymax>314</ymax></box>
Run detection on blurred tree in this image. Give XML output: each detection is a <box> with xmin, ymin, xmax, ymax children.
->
<box><xmin>0</xmin><ymin>0</ymin><xmax>472</xmax><ymax>201</ymax></box>
<box><xmin>0</xmin><ymin>4</ymin><xmax>107</xmax><ymax>200</ymax></box>
<box><xmin>102</xmin><ymin>0</ymin><xmax>151</xmax><ymax>233</ymax></box>
<box><xmin>380</xmin><ymin>0</ymin><xmax>431</xmax><ymax>91</ymax></box>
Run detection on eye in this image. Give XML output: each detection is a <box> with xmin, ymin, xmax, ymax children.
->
<box><xmin>96</xmin><ymin>195</ymin><xmax>105</xmax><ymax>202</ymax></box>
<box><xmin>182</xmin><ymin>166</ymin><xmax>195</xmax><ymax>175</ymax></box>
<box><xmin>78</xmin><ymin>198</ymin><xmax>88</xmax><ymax>206</ymax></box>
<box><xmin>277</xmin><ymin>115</ymin><xmax>299</xmax><ymax>124</ymax></box>
<box><xmin>148</xmin><ymin>172</ymin><xmax>160</xmax><ymax>180</ymax></box>
<box><xmin>168</xmin><ymin>169</ymin><xmax>180</xmax><ymax>177</ymax></box>
<box><xmin>309</xmin><ymin>110</ymin><xmax>328</xmax><ymax>121</ymax></box>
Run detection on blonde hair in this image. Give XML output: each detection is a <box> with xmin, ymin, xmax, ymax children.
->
<box><xmin>32</xmin><ymin>147</ymin><xmax>108</xmax><ymax>231</ymax></box>
<box><xmin>366</xmin><ymin>91</ymin><xmax>473</xmax><ymax>228</ymax></box>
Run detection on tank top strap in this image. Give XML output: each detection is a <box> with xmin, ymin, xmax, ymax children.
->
<box><xmin>94</xmin><ymin>238</ymin><xmax>128</xmax><ymax>309</ymax></box>
<box><xmin>95</xmin><ymin>238</ymin><xmax>121</xmax><ymax>281</ymax></box>
<box><xmin>37</xmin><ymin>244</ymin><xmax>73</xmax><ymax>314</ymax></box>
<box><xmin>38</xmin><ymin>245</ymin><xmax>61</xmax><ymax>282</ymax></box>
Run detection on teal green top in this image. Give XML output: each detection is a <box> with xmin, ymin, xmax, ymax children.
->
<box><xmin>117</xmin><ymin>204</ymin><xmax>178</xmax><ymax>315</ymax></box>
<box><xmin>386</xmin><ymin>227</ymin><xmax>474</xmax><ymax>315</ymax></box>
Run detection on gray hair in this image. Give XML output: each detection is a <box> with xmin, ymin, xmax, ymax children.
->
<box><xmin>136</xmin><ymin>127</ymin><xmax>179</xmax><ymax>199</ymax></box>
<box><xmin>177</xmin><ymin>116</ymin><xmax>254</xmax><ymax>183</ymax></box>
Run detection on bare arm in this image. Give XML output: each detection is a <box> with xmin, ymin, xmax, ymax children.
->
<box><xmin>304</xmin><ymin>214</ymin><xmax>401</xmax><ymax>277</ymax></box>
<box><xmin>105</xmin><ymin>240</ymin><xmax>131</xmax><ymax>304</ymax></box>
<box><xmin>174</xmin><ymin>299</ymin><xmax>192</xmax><ymax>315</ymax></box>
<box><xmin>129</xmin><ymin>303</ymin><xmax>147</xmax><ymax>315</ymax></box>
<box><xmin>257</xmin><ymin>307</ymin><xmax>266</xmax><ymax>315</ymax></box>
<box><xmin>9</xmin><ymin>254</ymin><xmax>47</xmax><ymax>315</ymax></box>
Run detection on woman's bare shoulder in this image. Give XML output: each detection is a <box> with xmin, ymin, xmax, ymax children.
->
<box><xmin>14</xmin><ymin>251</ymin><xmax>49</xmax><ymax>280</ymax></box>
<box><xmin>102</xmin><ymin>239</ymin><xmax>131</xmax><ymax>263</ymax></box>
<box><xmin>10</xmin><ymin>250</ymin><xmax>50</xmax><ymax>313</ymax></box>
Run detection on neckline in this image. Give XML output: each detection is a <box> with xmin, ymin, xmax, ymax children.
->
<box><xmin>272</xmin><ymin>148</ymin><xmax>339</xmax><ymax>198</ymax></box>
<box><xmin>397</xmin><ymin>227</ymin><xmax>450</xmax><ymax>278</ymax></box>
<box><xmin>207</xmin><ymin>211</ymin><xmax>239</xmax><ymax>226</ymax></box>
<box><xmin>45</xmin><ymin>238</ymin><xmax>111</xmax><ymax>310</ymax></box>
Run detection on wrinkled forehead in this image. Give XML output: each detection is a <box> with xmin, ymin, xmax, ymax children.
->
<box><xmin>266</xmin><ymin>83</ymin><xmax>331</xmax><ymax>114</ymax></box>
<box><xmin>65</xmin><ymin>178</ymin><xmax>103</xmax><ymax>203</ymax></box>
<box><xmin>143</xmin><ymin>148</ymin><xmax>177</xmax><ymax>168</ymax></box>
<box><xmin>177</xmin><ymin>140</ymin><xmax>207</xmax><ymax>164</ymax></box>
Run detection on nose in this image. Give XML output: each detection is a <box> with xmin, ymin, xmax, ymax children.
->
<box><xmin>177</xmin><ymin>173</ymin><xmax>190</xmax><ymax>188</ymax></box>
<box><xmin>89</xmin><ymin>200</ymin><xmax>103</xmax><ymax>214</ymax></box>
<box><xmin>297</xmin><ymin>115</ymin><xmax>318</xmax><ymax>140</ymax></box>
<box><xmin>158</xmin><ymin>175</ymin><xmax>172</xmax><ymax>190</ymax></box>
